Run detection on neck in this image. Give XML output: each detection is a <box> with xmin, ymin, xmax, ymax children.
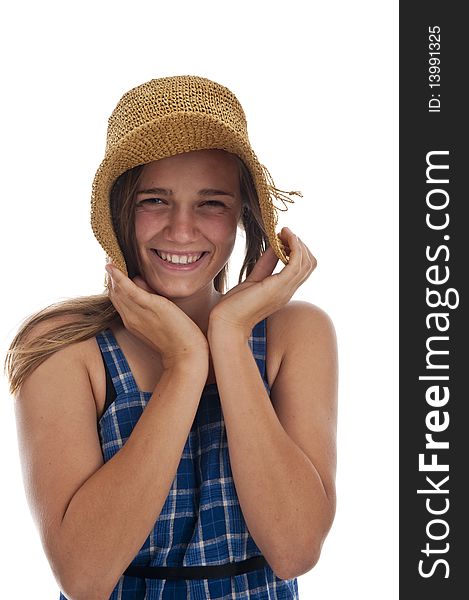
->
<box><xmin>169</xmin><ymin>285</ymin><xmax>222</xmax><ymax>335</ymax></box>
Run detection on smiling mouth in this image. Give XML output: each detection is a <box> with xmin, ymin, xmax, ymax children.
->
<box><xmin>152</xmin><ymin>249</ymin><xmax>209</xmax><ymax>265</ymax></box>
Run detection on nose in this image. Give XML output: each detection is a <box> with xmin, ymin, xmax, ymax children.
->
<box><xmin>163</xmin><ymin>205</ymin><xmax>201</xmax><ymax>244</ymax></box>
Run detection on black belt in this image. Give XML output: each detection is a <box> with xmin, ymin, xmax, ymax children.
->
<box><xmin>124</xmin><ymin>555</ymin><xmax>268</xmax><ymax>580</ymax></box>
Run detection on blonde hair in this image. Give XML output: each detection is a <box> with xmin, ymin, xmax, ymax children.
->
<box><xmin>4</xmin><ymin>157</ymin><xmax>269</xmax><ymax>396</ymax></box>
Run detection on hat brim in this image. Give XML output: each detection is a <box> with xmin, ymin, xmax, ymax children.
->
<box><xmin>91</xmin><ymin>112</ymin><xmax>286</xmax><ymax>276</ymax></box>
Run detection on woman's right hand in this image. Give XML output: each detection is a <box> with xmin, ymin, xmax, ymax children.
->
<box><xmin>105</xmin><ymin>264</ymin><xmax>209</xmax><ymax>369</ymax></box>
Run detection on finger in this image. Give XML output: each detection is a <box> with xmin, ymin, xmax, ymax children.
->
<box><xmin>105</xmin><ymin>269</ymin><xmax>153</xmax><ymax>332</ymax></box>
<box><xmin>105</xmin><ymin>267</ymin><xmax>127</xmax><ymax>314</ymax></box>
<box><xmin>294</xmin><ymin>238</ymin><xmax>317</xmax><ymax>284</ymax></box>
<box><xmin>305</xmin><ymin>246</ymin><xmax>317</xmax><ymax>273</ymax></box>
<box><xmin>105</xmin><ymin>264</ymin><xmax>127</xmax><ymax>285</ymax></box>
<box><xmin>106</xmin><ymin>265</ymin><xmax>144</xmax><ymax>298</ymax></box>
<box><xmin>277</xmin><ymin>228</ymin><xmax>303</xmax><ymax>273</ymax></box>
<box><xmin>245</xmin><ymin>246</ymin><xmax>279</xmax><ymax>282</ymax></box>
<box><xmin>296</xmin><ymin>236</ymin><xmax>317</xmax><ymax>275</ymax></box>
<box><xmin>294</xmin><ymin>237</ymin><xmax>317</xmax><ymax>283</ymax></box>
<box><xmin>105</xmin><ymin>264</ymin><xmax>124</xmax><ymax>288</ymax></box>
<box><xmin>277</xmin><ymin>226</ymin><xmax>293</xmax><ymax>250</ymax></box>
<box><xmin>277</xmin><ymin>227</ymin><xmax>299</xmax><ymax>259</ymax></box>
<box><xmin>105</xmin><ymin>266</ymin><xmax>151</xmax><ymax>315</ymax></box>
<box><xmin>276</xmin><ymin>230</ymin><xmax>316</xmax><ymax>290</ymax></box>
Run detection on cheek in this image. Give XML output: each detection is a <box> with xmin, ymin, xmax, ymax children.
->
<box><xmin>206</xmin><ymin>217</ymin><xmax>238</xmax><ymax>246</ymax></box>
<box><xmin>134</xmin><ymin>212</ymin><xmax>159</xmax><ymax>242</ymax></box>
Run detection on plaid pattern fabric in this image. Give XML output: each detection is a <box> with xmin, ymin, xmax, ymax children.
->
<box><xmin>59</xmin><ymin>318</ymin><xmax>299</xmax><ymax>599</ymax></box>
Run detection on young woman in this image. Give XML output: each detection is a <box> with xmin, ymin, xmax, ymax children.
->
<box><xmin>5</xmin><ymin>76</ymin><xmax>338</xmax><ymax>600</ymax></box>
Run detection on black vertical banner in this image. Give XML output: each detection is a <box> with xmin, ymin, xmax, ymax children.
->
<box><xmin>400</xmin><ymin>3</ymin><xmax>467</xmax><ymax>598</ymax></box>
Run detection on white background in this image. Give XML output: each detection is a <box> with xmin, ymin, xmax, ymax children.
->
<box><xmin>0</xmin><ymin>1</ymin><xmax>398</xmax><ymax>598</ymax></box>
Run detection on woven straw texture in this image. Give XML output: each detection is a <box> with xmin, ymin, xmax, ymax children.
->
<box><xmin>91</xmin><ymin>76</ymin><xmax>298</xmax><ymax>275</ymax></box>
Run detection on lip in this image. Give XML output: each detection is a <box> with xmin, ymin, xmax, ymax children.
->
<box><xmin>150</xmin><ymin>249</ymin><xmax>210</xmax><ymax>271</ymax></box>
<box><xmin>155</xmin><ymin>249</ymin><xmax>208</xmax><ymax>255</ymax></box>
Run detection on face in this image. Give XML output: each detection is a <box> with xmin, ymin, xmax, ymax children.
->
<box><xmin>134</xmin><ymin>149</ymin><xmax>242</xmax><ymax>299</ymax></box>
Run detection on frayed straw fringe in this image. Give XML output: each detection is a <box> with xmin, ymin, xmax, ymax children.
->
<box><xmin>260</xmin><ymin>164</ymin><xmax>303</xmax><ymax>212</ymax></box>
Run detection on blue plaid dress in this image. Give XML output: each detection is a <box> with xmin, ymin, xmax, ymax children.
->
<box><xmin>60</xmin><ymin>318</ymin><xmax>299</xmax><ymax>599</ymax></box>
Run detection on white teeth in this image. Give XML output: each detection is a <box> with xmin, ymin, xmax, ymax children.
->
<box><xmin>156</xmin><ymin>250</ymin><xmax>204</xmax><ymax>264</ymax></box>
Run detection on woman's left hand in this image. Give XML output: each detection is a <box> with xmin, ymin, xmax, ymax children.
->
<box><xmin>209</xmin><ymin>227</ymin><xmax>317</xmax><ymax>338</ymax></box>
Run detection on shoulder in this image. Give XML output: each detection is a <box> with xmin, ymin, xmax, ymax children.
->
<box><xmin>11</xmin><ymin>293</ymin><xmax>112</xmax><ymax>354</ymax></box>
<box><xmin>13</xmin><ymin>313</ymin><xmax>104</xmax><ymax>406</ymax></box>
<box><xmin>265</xmin><ymin>301</ymin><xmax>337</xmax><ymax>400</ymax></box>
<box><xmin>20</xmin><ymin>314</ymin><xmax>98</xmax><ymax>363</ymax></box>
<box><xmin>20</xmin><ymin>313</ymin><xmax>78</xmax><ymax>344</ymax></box>
<box><xmin>267</xmin><ymin>300</ymin><xmax>337</xmax><ymax>362</ymax></box>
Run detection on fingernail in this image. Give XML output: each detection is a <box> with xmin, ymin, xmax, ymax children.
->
<box><xmin>105</xmin><ymin>264</ymin><xmax>113</xmax><ymax>276</ymax></box>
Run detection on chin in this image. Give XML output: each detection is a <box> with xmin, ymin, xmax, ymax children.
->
<box><xmin>145</xmin><ymin>277</ymin><xmax>205</xmax><ymax>299</ymax></box>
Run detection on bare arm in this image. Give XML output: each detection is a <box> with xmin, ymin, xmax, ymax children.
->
<box><xmin>208</xmin><ymin>301</ymin><xmax>337</xmax><ymax>580</ymax></box>
<box><xmin>15</xmin><ymin>338</ymin><xmax>208</xmax><ymax>600</ymax></box>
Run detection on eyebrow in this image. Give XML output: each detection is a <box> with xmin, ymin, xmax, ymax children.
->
<box><xmin>136</xmin><ymin>187</ymin><xmax>235</xmax><ymax>198</ymax></box>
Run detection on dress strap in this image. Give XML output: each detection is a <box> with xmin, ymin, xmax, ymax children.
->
<box><xmin>95</xmin><ymin>329</ymin><xmax>140</xmax><ymax>396</ymax></box>
<box><xmin>249</xmin><ymin>318</ymin><xmax>270</xmax><ymax>392</ymax></box>
<box><xmin>95</xmin><ymin>320</ymin><xmax>269</xmax><ymax>398</ymax></box>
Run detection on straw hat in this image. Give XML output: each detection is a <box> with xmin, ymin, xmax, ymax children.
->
<box><xmin>91</xmin><ymin>75</ymin><xmax>301</xmax><ymax>276</ymax></box>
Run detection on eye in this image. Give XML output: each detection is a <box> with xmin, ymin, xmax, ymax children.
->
<box><xmin>203</xmin><ymin>200</ymin><xmax>226</xmax><ymax>207</ymax></box>
<box><xmin>136</xmin><ymin>198</ymin><xmax>164</xmax><ymax>207</ymax></box>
